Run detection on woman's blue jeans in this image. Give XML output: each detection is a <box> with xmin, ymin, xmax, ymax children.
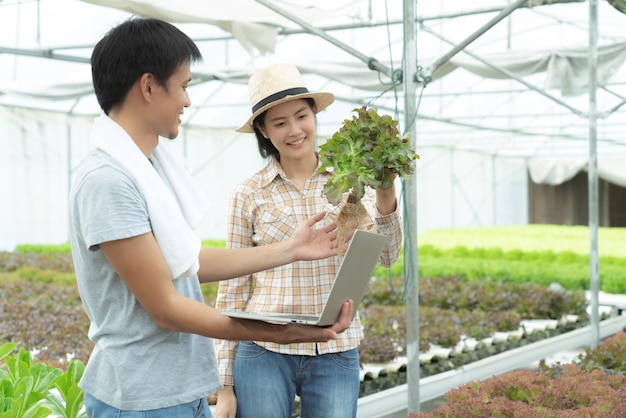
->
<box><xmin>84</xmin><ymin>393</ymin><xmax>212</xmax><ymax>418</ymax></box>
<box><xmin>233</xmin><ymin>341</ymin><xmax>360</xmax><ymax>418</ymax></box>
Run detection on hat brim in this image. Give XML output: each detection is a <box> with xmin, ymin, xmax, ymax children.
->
<box><xmin>236</xmin><ymin>92</ymin><xmax>335</xmax><ymax>133</ymax></box>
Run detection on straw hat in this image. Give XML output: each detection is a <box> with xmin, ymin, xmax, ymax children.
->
<box><xmin>236</xmin><ymin>63</ymin><xmax>335</xmax><ymax>133</ymax></box>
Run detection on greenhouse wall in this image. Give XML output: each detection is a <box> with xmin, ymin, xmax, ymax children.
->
<box><xmin>1</xmin><ymin>109</ymin><xmax>530</xmax><ymax>251</ymax></box>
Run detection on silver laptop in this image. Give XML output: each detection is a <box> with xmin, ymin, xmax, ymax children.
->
<box><xmin>221</xmin><ymin>229</ymin><xmax>387</xmax><ymax>326</ymax></box>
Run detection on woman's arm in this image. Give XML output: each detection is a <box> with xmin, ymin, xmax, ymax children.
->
<box><xmin>375</xmin><ymin>172</ymin><xmax>398</xmax><ymax>215</ymax></box>
<box><xmin>364</xmin><ymin>179</ymin><xmax>403</xmax><ymax>267</ymax></box>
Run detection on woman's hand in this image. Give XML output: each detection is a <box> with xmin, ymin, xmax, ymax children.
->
<box><xmin>214</xmin><ymin>386</ymin><xmax>237</xmax><ymax>418</ymax></box>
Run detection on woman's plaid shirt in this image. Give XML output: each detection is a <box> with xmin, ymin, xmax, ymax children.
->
<box><xmin>215</xmin><ymin>158</ymin><xmax>403</xmax><ymax>386</ymax></box>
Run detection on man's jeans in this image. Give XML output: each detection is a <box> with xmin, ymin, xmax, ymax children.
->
<box><xmin>84</xmin><ymin>393</ymin><xmax>212</xmax><ymax>418</ymax></box>
<box><xmin>233</xmin><ymin>341</ymin><xmax>360</xmax><ymax>418</ymax></box>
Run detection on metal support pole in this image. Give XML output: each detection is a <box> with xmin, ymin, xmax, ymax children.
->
<box><xmin>403</xmin><ymin>0</ymin><xmax>420</xmax><ymax>413</ymax></box>
<box><xmin>588</xmin><ymin>0</ymin><xmax>600</xmax><ymax>348</ymax></box>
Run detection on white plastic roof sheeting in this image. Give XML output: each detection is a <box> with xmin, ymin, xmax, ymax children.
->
<box><xmin>1</xmin><ymin>0</ymin><xmax>626</xmax><ymax>250</ymax></box>
<box><xmin>2</xmin><ymin>0</ymin><xmax>626</xmax><ymax>159</ymax></box>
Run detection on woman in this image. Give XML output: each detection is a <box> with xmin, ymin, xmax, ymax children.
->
<box><xmin>214</xmin><ymin>63</ymin><xmax>402</xmax><ymax>418</ymax></box>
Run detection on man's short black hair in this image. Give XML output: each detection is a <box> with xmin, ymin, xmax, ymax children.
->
<box><xmin>91</xmin><ymin>17</ymin><xmax>202</xmax><ymax>114</ymax></box>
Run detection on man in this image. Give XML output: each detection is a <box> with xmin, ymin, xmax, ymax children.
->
<box><xmin>69</xmin><ymin>17</ymin><xmax>352</xmax><ymax>417</ymax></box>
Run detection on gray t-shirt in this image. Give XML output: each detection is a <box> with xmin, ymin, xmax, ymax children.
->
<box><xmin>69</xmin><ymin>149</ymin><xmax>221</xmax><ymax>410</ymax></box>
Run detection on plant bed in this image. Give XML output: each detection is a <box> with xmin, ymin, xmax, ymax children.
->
<box><xmin>356</xmin><ymin>314</ymin><xmax>626</xmax><ymax>417</ymax></box>
<box><xmin>0</xmin><ymin>252</ymin><xmax>591</xmax><ymax>373</ymax></box>
<box><xmin>410</xmin><ymin>330</ymin><xmax>626</xmax><ymax>417</ymax></box>
<box><xmin>414</xmin><ymin>364</ymin><xmax>626</xmax><ymax>417</ymax></box>
<box><xmin>357</xmin><ymin>312</ymin><xmax>607</xmax><ymax>398</ymax></box>
<box><xmin>0</xmin><ymin>245</ymin><xmax>610</xmax><ymax>416</ymax></box>
<box><xmin>359</xmin><ymin>275</ymin><xmax>589</xmax><ymax>364</ymax></box>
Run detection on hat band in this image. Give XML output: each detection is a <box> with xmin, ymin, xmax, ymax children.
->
<box><xmin>252</xmin><ymin>87</ymin><xmax>309</xmax><ymax>114</ymax></box>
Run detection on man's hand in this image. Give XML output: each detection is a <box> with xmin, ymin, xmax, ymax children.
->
<box><xmin>289</xmin><ymin>211</ymin><xmax>352</xmax><ymax>261</ymax></box>
<box><xmin>279</xmin><ymin>299</ymin><xmax>354</xmax><ymax>344</ymax></box>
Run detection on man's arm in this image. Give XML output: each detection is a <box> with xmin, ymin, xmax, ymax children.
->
<box><xmin>197</xmin><ymin>211</ymin><xmax>340</xmax><ymax>283</ymax></box>
<box><xmin>100</xmin><ymin>230</ymin><xmax>352</xmax><ymax>342</ymax></box>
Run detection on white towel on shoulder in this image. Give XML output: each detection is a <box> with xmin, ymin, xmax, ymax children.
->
<box><xmin>91</xmin><ymin>114</ymin><xmax>209</xmax><ymax>279</ymax></box>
